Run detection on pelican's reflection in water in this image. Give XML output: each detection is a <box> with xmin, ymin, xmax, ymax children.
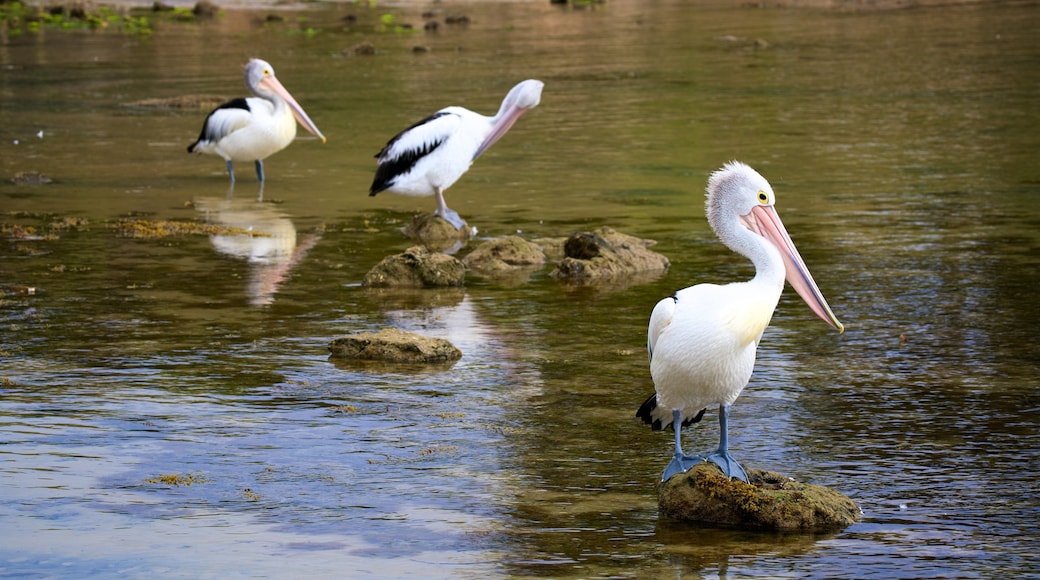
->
<box><xmin>195</xmin><ymin>193</ymin><xmax>321</xmax><ymax>306</ymax></box>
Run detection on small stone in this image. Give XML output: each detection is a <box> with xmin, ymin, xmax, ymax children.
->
<box><xmin>192</xmin><ymin>0</ymin><xmax>218</xmax><ymax>18</ymax></box>
<box><xmin>10</xmin><ymin>171</ymin><xmax>52</xmax><ymax>185</ymax></box>
<box><xmin>329</xmin><ymin>328</ymin><xmax>462</xmax><ymax>363</ymax></box>
<box><xmin>346</xmin><ymin>42</ymin><xmax>376</xmax><ymax>56</ymax></box>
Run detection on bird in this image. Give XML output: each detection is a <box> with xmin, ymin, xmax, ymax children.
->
<box><xmin>369</xmin><ymin>79</ymin><xmax>544</xmax><ymax>230</ymax></box>
<box><xmin>188</xmin><ymin>58</ymin><xmax>326</xmax><ymax>184</ymax></box>
<box><xmin>637</xmin><ymin>161</ymin><xmax>844</xmax><ymax>484</ymax></box>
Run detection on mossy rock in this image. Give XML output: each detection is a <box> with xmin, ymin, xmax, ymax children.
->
<box><xmin>329</xmin><ymin>328</ymin><xmax>462</xmax><ymax>363</ymax></box>
<box><xmin>402</xmin><ymin>213</ymin><xmax>473</xmax><ymax>251</ymax></box>
<box><xmin>362</xmin><ymin>246</ymin><xmax>465</xmax><ymax>288</ymax></box>
<box><xmin>551</xmin><ymin>226</ymin><xmax>670</xmax><ymax>281</ymax></box>
<box><xmin>462</xmin><ymin>235</ymin><xmax>546</xmax><ymax>273</ymax></box>
<box><xmin>658</xmin><ymin>462</ymin><xmax>861</xmax><ymax>532</ymax></box>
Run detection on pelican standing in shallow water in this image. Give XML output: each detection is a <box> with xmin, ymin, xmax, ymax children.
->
<box><xmin>637</xmin><ymin>161</ymin><xmax>844</xmax><ymax>483</ymax></box>
<box><xmin>369</xmin><ymin>79</ymin><xmax>544</xmax><ymax>230</ymax></box>
<box><xmin>188</xmin><ymin>58</ymin><xmax>326</xmax><ymax>184</ymax></box>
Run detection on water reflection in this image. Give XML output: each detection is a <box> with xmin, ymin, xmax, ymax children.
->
<box><xmin>195</xmin><ymin>191</ymin><xmax>321</xmax><ymax>306</ymax></box>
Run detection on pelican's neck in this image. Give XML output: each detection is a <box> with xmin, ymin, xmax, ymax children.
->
<box><xmin>258</xmin><ymin>88</ymin><xmax>285</xmax><ymax>111</ymax></box>
<box><xmin>717</xmin><ymin>215</ymin><xmax>786</xmax><ymax>291</ymax></box>
<box><xmin>490</xmin><ymin>94</ymin><xmax>513</xmax><ymax>124</ymax></box>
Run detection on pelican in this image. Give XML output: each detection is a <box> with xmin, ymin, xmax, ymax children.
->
<box><xmin>637</xmin><ymin>161</ymin><xmax>844</xmax><ymax>483</ymax></box>
<box><xmin>369</xmin><ymin>79</ymin><xmax>544</xmax><ymax>230</ymax></box>
<box><xmin>188</xmin><ymin>58</ymin><xmax>326</xmax><ymax>184</ymax></box>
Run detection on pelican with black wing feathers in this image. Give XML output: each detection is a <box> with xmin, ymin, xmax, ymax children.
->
<box><xmin>637</xmin><ymin>161</ymin><xmax>844</xmax><ymax>483</ymax></box>
<box><xmin>369</xmin><ymin>79</ymin><xmax>544</xmax><ymax>230</ymax></box>
<box><xmin>188</xmin><ymin>58</ymin><xmax>326</xmax><ymax>184</ymax></box>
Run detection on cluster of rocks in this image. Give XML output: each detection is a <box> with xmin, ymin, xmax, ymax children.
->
<box><xmin>331</xmin><ymin>215</ymin><xmax>670</xmax><ymax>365</ymax></box>
<box><xmin>360</xmin><ymin>216</ymin><xmax>670</xmax><ymax>290</ymax></box>
<box><xmin>330</xmin><ymin>215</ymin><xmax>670</xmax><ymax>364</ymax></box>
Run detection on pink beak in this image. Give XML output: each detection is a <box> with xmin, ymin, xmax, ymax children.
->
<box><xmin>258</xmin><ymin>75</ymin><xmax>326</xmax><ymax>144</ymax></box>
<box><xmin>744</xmin><ymin>204</ymin><xmax>844</xmax><ymax>333</ymax></box>
<box><xmin>473</xmin><ymin>103</ymin><xmax>528</xmax><ymax>160</ymax></box>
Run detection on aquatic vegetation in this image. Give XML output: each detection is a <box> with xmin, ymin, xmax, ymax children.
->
<box><xmin>377</xmin><ymin>12</ymin><xmax>416</xmax><ymax>34</ymax></box>
<box><xmin>0</xmin><ymin>1</ymin><xmax>154</xmax><ymax>36</ymax></box>
<box><xmin>145</xmin><ymin>472</ymin><xmax>208</xmax><ymax>486</ymax></box>
<box><xmin>109</xmin><ymin>218</ymin><xmax>267</xmax><ymax>240</ymax></box>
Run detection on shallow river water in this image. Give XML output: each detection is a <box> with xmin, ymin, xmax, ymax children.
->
<box><xmin>2</xmin><ymin>0</ymin><xmax>1039</xmax><ymax>577</ymax></box>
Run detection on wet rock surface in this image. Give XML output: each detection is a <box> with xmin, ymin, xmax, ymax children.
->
<box><xmin>402</xmin><ymin>213</ymin><xmax>474</xmax><ymax>252</ymax></box>
<box><xmin>658</xmin><ymin>462</ymin><xmax>862</xmax><ymax>532</ymax></box>
<box><xmin>550</xmin><ymin>226</ymin><xmax>670</xmax><ymax>281</ymax></box>
<box><xmin>328</xmin><ymin>328</ymin><xmax>462</xmax><ymax>364</ymax></box>
<box><xmin>362</xmin><ymin>245</ymin><xmax>466</xmax><ymax>288</ymax></box>
<box><xmin>365</xmin><ymin>226</ymin><xmax>667</xmax><ymax>288</ymax></box>
<box><xmin>462</xmin><ymin>235</ymin><xmax>547</xmax><ymax>273</ymax></box>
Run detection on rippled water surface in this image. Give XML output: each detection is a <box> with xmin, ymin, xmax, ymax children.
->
<box><xmin>2</xmin><ymin>0</ymin><xmax>1039</xmax><ymax>577</ymax></box>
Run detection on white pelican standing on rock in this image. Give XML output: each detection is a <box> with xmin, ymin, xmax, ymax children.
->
<box><xmin>188</xmin><ymin>58</ymin><xmax>326</xmax><ymax>184</ymax></box>
<box><xmin>369</xmin><ymin>79</ymin><xmax>544</xmax><ymax>230</ymax></box>
<box><xmin>637</xmin><ymin>161</ymin><xmax>844</xmax><ymax>483</ymax></box>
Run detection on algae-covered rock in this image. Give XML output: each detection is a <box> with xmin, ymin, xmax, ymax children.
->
<box><xmin>402</xmin><ymin>213</ymin><xmax>474</xmax><ymax>251</ymax></box>
<box><xmin>362</xmin><ymin>246</ymin><xmax>466</xmax><ymax>288</ymax></box>
<box><xmin>11</xmin><ymin>171</ymin><xmax>52</xmax><ymax>185</ymax></box>
<box><xmin>551</xmin><ymin>227</ymin><xmax>670</xmax><ymax>281</ymax></box>
<box><xmin>658</xmin><ymin>462</ymin><xmax>861</xmax><ymax>532</ymax></box>
<box><xmin>462</xmin><ymin>235</ymin><xmax>546</xmax><ymax>273</ymax></box>
<box><xmin>329</xmin><ymin>328</ymin><xmax>462</xmax><ymax>363</ymax></box>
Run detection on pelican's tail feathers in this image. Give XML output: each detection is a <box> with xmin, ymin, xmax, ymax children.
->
<box><xmin>636</xmin><ymin>394</ymin><xmax>706</xmax><ymax>432</ymax></box>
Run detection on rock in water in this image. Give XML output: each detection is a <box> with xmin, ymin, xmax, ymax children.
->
<box><xmin>462</xmin><ymin>235</ymin><xmax>546</xmax><ymax>273</ymax></box>
<box><xmin>551</xmin><ymin>227</ymin><xmax>670</xmax><ymax>281</ymax></box>
<box><xmin>658</xmin><ymin>463</ymin><xmax>861</xmax><ymax>531</ymax></box>
<box><xmin>329</xmin><ymin>328</ymin><xmax>462</xmax><ymax>363</ymax></box>
<box><xmin>362</xmin><ymin>246</ymin><xmax>465</xmax><ymax>288</ymax></box>
<box><xmin>403</xmin><ymin>213</ymin><xmax>473</xmax><ymax>251</ymax></box>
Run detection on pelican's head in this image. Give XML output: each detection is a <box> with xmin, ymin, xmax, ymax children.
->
<box><xmin>706</xmin><ymin>161</ymin><xmax>775</xmax><ymax>229</ymax></box>
<box><xmin>244</xmin><ymin>58</ymin><xmax>276</xmax><ymax>91</ymax></box>
<box><xmin>244</xmin><ymin>58</ymin><xmax>326</xmax><ymax>144</ymax></box>
<box><xmin>473</xmin><ymin>79</ymin><xmax>544</xmax><ymax>160</ymax></box>
<box><xmin>505</xmin><ymin>79</ymin><xmax>545</xmax><ymax>110</ymax></box>
<box><xmin>706</xmin><ymin>161</ymin><xmax>844</xmax><ymax>333</ymax></box>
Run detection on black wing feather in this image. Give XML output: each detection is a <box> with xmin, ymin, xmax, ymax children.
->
<box><xmin>187</xmin><ymin>98</ymin><xmax>251</xmax><ymax>153</ymax></box>
<box><xmin>369</xmin><ymin>112</ymin><xmax>451</xmax><ymax>196</ymax></box>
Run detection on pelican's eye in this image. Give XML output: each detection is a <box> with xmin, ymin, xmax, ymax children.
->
<box><xmin>757</xmin><ymin>191</ymin><xmax>769</xmax><ymax>204</ymax></box>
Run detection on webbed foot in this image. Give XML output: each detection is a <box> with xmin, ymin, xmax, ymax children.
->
<box><xmin>435</xmin><ymin>207</ymin><xmax>468</xmax><ymax>230</ymax></box>
<box><xmin>661</xmin><ymin>452</ymin><xmax>706</xmax><ymax>482</ymax></box>
<box><xmin>705</xmin><ymin>451</ymin><xmax>749</xmax><ymax>483</ymax></box>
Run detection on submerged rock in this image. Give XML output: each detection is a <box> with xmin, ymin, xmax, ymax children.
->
<box><xmin>658</xmin><ymin>462</ymin><xmax>861</xmax><ymax>532</ymax></box>
<box><xmin>551</xmin><ymin>227</ymin><xmax>670</xmax><ymax>281</ymax></box>
<box><xmin>362</xmin><ymin>245</ymin><xmax>465</xmax><ymax>288</ymax></box>
<box><xmin>123</xmin><ymin>95</ymin><xmax>230</xmax><ymax>110</ymax></box>
<box><xmin>329</xmin><ymin>328</ymin><xmax>462</xmax><ymax>363</ymax></box>
<box><xmin>10</xmin><ymin>171</ymin><xmax>52</xmax><ymax>185</ymax></box>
